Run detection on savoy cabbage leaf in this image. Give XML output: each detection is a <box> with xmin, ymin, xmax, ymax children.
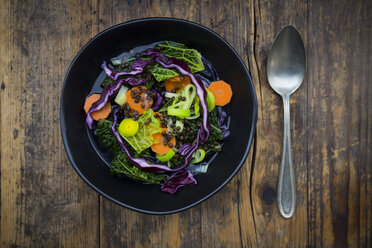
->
<box><xmin>155</xmin><ymin>41</ymin><xmax>205</xmax><ymax>73</ymax></box>
<box><xmin>149</xmin><ymin>64</ymin><xmax>179</xmax><ymax>82</ymax></box>
<box><xmin>148</xmin><ymin>41</ymin><xmax>205</xmax><ymax>82</ymax></box>
<box><xmin>123</xmin><ymin>109</ymin><xmax>162</xmax><ymax>154</ymax></box>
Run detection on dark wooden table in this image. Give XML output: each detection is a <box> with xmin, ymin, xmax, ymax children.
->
<box><xmin>1</xmin><ymin>0</ymin><xmax>371</xmax><ymax>247</ymax></box>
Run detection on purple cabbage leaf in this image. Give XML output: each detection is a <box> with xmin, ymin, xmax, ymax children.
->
<box><xmin>201</xmin><ymin>57</ymin><xmax>220</xmax><ymax>82</ymax></box>
<box><xmin>160</xmin><ymin>170</ymin><xmax>197</xmax><ymax>195</ymax></box>
<box><xmin>217</xmin><ymin>107</ymin><xmax>230</xmax><ymax>139</ymax></box>
<box><xmin>150</xmin><ymin>90</ymin><xmax>163</xmax><ymax>111</ymax></box>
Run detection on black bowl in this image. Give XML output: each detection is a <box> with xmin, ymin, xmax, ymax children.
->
<box><xmin>61</xmin><ymin>18</ymin><xmax>257</xmax><ymax>214</ymax></box>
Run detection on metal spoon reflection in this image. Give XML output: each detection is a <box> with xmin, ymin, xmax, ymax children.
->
<box><xmin>267</xmin><ymin>25</ymin><xmax>306</xmax><ymax>219</ymax></box>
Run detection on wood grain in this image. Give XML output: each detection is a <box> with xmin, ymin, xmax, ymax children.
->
<box><xmin>248</xmin><ymin>0</ymin><xmax>310</xmax><ymax>247</ymax></box>
<box><xmin>307</xmin><ymin>1</ymin><xmax>372</xmax><ymax>247</ymax></box>
<box><xmin>0</xmin><ymin>0</ymin><xmax>371</xmax><ymax>247</ymax></box>
<box><xmin>0</xmin><ymin>0</ymin><xmax>100</xmax><ymax>247</ymax></box>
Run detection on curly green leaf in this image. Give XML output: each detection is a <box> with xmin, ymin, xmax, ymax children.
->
<box><xmin>149</xmin><ymin>64</ymin><xmax>179</xmax><ymax>82</ymax></box>
<box><xmin>155</xmin><ymin>41</ymin><xmax>205</xmax><ymax>74</ymax></box>
<box><xmin>110</xmin><ymin>153</ymin><xmax>167</xmax><ymax>184</ymax></box>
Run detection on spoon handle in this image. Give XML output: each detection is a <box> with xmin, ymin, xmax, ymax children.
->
<box><xmin>277</xmin><ymin>95</ymin><xmax>296</xmax><ymax>218</ymax></box>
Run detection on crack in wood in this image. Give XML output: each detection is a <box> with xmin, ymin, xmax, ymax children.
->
<box><xmin>1</xmin><ymin>0</ymin><xmax>371</xmax><ymax>247</ymax></box>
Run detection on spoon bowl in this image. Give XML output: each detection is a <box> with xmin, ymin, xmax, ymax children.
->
<box><xmin>267</xmin><ymin>25</ymin><xmax>306</xmax><ymax>96</ymax></box>
<box><xmin>267</xmin><ymin>25</ymin><xmax>305</xmax><ymax>218</ymax></box>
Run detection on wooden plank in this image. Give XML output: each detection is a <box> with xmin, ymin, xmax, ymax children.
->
<box><xmin>307</xmin><ymin>0</ymin><xmax>372</xmax><ymax>247</ymax></box>
<box><xmin>0</xmin><ymin>0</ymin><xmax>24</xmax><ymax>246</ymax></box>
<box><xmin>1</xmin><ymin>0</ymin><xmax>371</xmax><ymax>247</ymax></box>
<box><xmin>100</xmin><ymin>202</ymin><xmax>202</xmax><ymax>248</ymax></box>
<box><xmin>97</xmin><ymin>1</ymin><xmax>255</xmax><ymax>248</ymax></box>
<box><xmin>98</xmin><ymin>1</ymin><xmax>203</xmax><ymax>248</ymax></box>
<box><xmin>0</xmin><ymin>0</ymin><xmax>99</xmax><ymax>247</ymax></box>
<box><xmin>199</xmin><ymin>1</ymin><xmax>256</xmax><ymax>247</ymax></box>
<box><xmin>247</xmin><ymin>0</ymin><xmax>309</xmax><ymax>247</ymax></box>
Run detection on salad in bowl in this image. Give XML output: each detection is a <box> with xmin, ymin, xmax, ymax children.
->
<box><xmin>84</xmin><ymin>41</ymin><xmax>233</xmax><ymax>195</ymax></box>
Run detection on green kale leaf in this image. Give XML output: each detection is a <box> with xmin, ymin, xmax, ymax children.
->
<box><xmin>96</xmin><ymin>119</ymin><xmax>123</xmax><ymax>155</ymax></box>
<box><xmin>178</xmin><ymin>117</ymin><xmax>200</xmax><ymax>144</ymax></box>
<box><xmin>101</xmin><ymin>77</ymin><xmax>115</xmax><ymax>87</ymax></box>
<box><xmin>144</xmin><ymin>80</ymin><xmax>156</xmax><ymax>90</ymax></box>
<box><xmin>168</xmin><ymin>154</ymin><xmax>185</xmax><ymax>168</ymax></box>
<box><xmin>208</xmin><ymin>110</ymin><xmax>224</xmax><ymax>142</ymax></box>
<box><xmin>110</xmin><ymin>153</ymin><xmax>167</xmax><ymax>184</ymax></box>
<box><xmin>178</xmin><ymin>110</ymin><xmax>223</xmax><ymax>145</ymax></box>
<box><xmin>137</xmin><ymin>148</ymin><xmax>152</xmax><ymax>158</ymax></box>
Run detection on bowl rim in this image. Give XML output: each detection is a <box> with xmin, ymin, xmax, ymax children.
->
<box><xmin>60</xmin><ymin>17</ymin><xmax>257</xmax><ymax>215</ymax></box>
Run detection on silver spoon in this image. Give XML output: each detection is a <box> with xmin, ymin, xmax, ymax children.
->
<box><xmin>267</xmin><ymin>25</ymin><xmax>306</xmax><ymax>218</ymax></box>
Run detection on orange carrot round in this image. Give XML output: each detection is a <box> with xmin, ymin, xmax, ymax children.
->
<box><xmin>84</xmin><ymin>93</ymin><xmax>111</xmax><ymax>120</ymax></box>
<box><xmin>125</xmin><ymin>86</ymin><xmax>153</xmax><ymax>115</ymax></box>
<box><xmin>151</xmin><ymin>128</ymin><xmax>176</xmax><ymax>155</ymax></box>
<box><xmin>208</xmin><ymin>80</ymin><xmax>233</xmax><ymax>106</ymax></box>
<box><xmin>165</xmin><ymin>75</ymin><xmax>190</xmax><ymax>92</ymax></box>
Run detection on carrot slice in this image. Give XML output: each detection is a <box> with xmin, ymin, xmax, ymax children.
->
<box><xmin>151</xmin><ymin>128</ymin><xmax>176</xmax><ymax>155</ymax></box>
<box><xmin>125</xmin><ymin>86</ymin><xmax>153</xmax><ymax>115</ymax></box>
<box><xmin>208</xmin><ymin>80</ymin><xmax>233</xmax><ymax>106</ymax></box>
<box><xmin>165</xmin><ymin>75</ymin><xmax>190</xmax><ymax>92</ymax></box>
<box><xmin>84</xmin><ymin>93</ymin><xmax>111</xmax><ymax>120</ymax></box>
